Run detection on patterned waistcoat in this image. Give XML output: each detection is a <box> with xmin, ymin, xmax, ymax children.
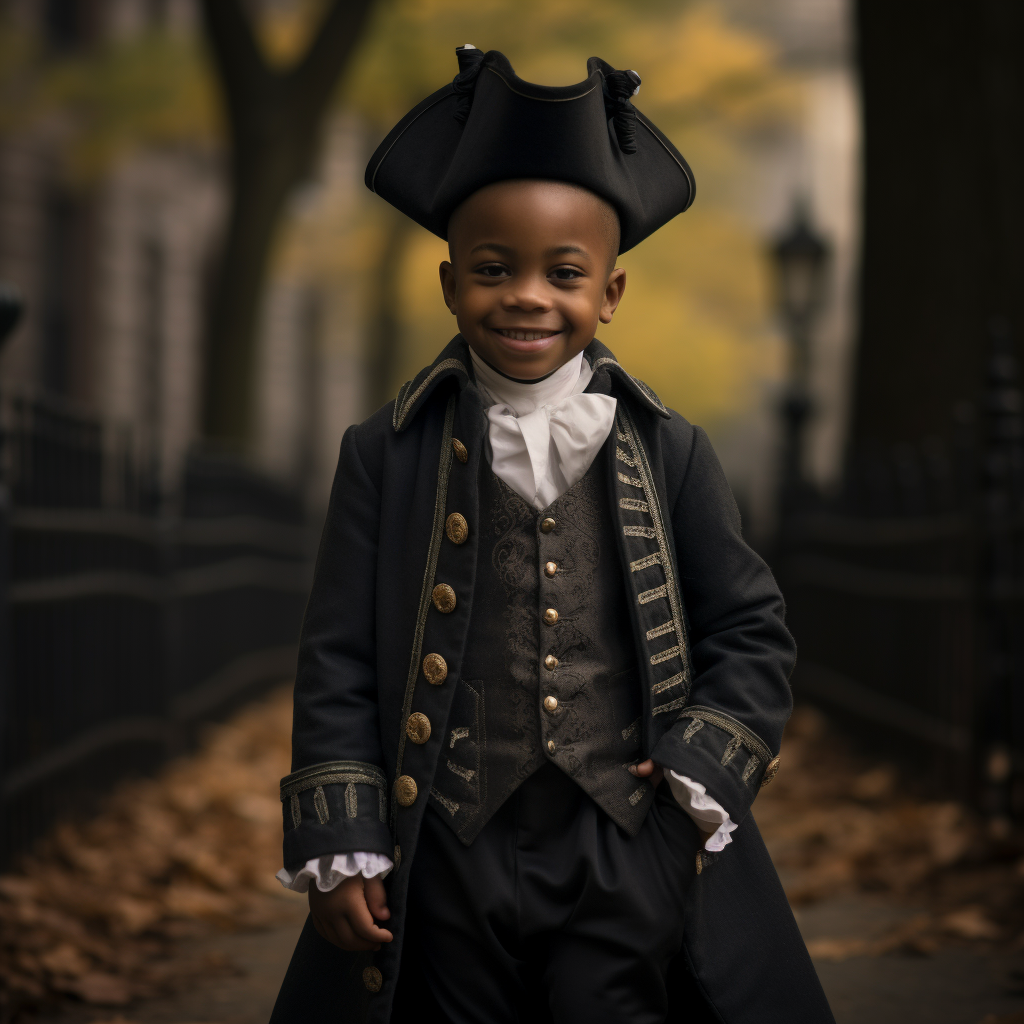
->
<box><xmin>428</xmin><ymin>448</ymin><xmax>654</xmax><ymax>844</ymax></box>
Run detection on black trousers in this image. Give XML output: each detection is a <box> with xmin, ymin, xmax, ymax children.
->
<box><xmin>392</xmin><ymin>763</ymin><xmax>700</xmax><ymax>1024</ymax></box>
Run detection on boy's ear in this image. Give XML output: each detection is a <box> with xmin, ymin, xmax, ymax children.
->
<box><xmin>439</xmin><ymin>261</ymin><xmax>458</xmax><ymax>315</ymax></box>
<box><xmin>599</xmin><ymin>267</ymin><xmax>627</xmax><ymax>325</ymax></box>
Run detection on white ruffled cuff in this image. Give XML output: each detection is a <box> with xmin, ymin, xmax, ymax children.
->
<box><xmin>276</xmin><ymin>851</ymin><xmax>394</xmax><ymax>893</ymax></box>
<box><xmin>666</xmin><ymin>771</ymin><xmax>738</xmax><ymax>853</ymax></box>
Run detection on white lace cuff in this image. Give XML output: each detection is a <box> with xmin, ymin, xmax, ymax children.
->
<box><xmin>276</xmin><ymin>851</ymin><xmax>394</xmax><ymax>893</ymax></box>
<box><xmin>666</xmin><ymin>771</ymin><xmax>738</xmax><ymax>853</ymax></box>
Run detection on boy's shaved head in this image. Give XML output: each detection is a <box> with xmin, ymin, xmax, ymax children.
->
<box><xmin>448</xmin><ymin>180</ymin><xmax>621</xmax><ymax>272</ymax></box>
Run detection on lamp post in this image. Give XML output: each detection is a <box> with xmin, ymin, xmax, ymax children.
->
<box><xmin>770</xmin><ymin>200</ymin><xmax>831</xmax><ymax>508</ymax></box>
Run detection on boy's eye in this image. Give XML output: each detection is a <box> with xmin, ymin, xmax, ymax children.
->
<box><xmin>550</xmin><ymin>266</ymin><xmax>584</xmax><ymax>281</ymax></box>
<box><xmin>475</xmin><ymin>264</ymin><xmax>509</xmax><ymax>278</ymax></box>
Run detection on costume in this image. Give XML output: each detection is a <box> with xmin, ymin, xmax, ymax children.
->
<box><xmin>270</xmin><ymin>49</ymin><xmax>833</xmax><ymax>1024</ymax></box>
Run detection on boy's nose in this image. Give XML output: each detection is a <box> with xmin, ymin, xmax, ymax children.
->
<box><xmin>501</xmin><ymin>278</ymin><xmax>552</xmax><ymax>312</ymax></box>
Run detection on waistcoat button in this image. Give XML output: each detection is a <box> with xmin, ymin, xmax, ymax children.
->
<box><xmin>363</xmin><ymin>966</ymin><xmax>383</xmax><ymax>992</ymax></box>
<box><xmin>394</xmin><ymin>775</ymin><xmax>418</xmax><ymax>806</ymax></box>
<box><xmin>452</xmin><ymin>438</ymin><xmax>468</xmax><ymax>463</ymax></box>
<box><xmin>543</xmin><ymin>608</ymin><xmax>558</xmax><ymax>625</ymax></box>
<box><xmin>544</xmin><ymin>695</ymin><xmax>558</xmax><ymax>711</ymax></box>
<box><xmin>547</xmin><ymin>740</ymin><xmax>556</xmax><ymax>754</ymax></box>
<box><xmin>406</xmin><ymin>712</ymin><xmax>431</xmax><ymax>744</ymax></box>
<box><xmin>431</xmin><ymin>583</ymin><xmax>456</xmax><ymax>613</ymax></box>
<box><xmin>446</xmin><ymin>513</ymin><xmax>469</xmax><ymax>544</ymax></box>
<box><xmin>540</xmin><ymin>517</ymin><xmax>556</xmax><ymax>533</ymax></box>
<box><xmin>544</xmin><ymin>654</ymin><xmax>558</xmax><ymax>670</ymax></box>
<box><xmin>422</xmin><ymin>652</ymin><xmax>448</xmax><ymax>684</ymax></box>
<box><xmin>544</xmin><ymin>561</ymin><xmax>557</xmax><ymax>577</ymax></box>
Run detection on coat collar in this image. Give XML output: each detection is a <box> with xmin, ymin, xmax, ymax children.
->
<box><xmin>392</xmin><ymin>336</ymin><xmax>670</xmax><ymax>432</ymax></box>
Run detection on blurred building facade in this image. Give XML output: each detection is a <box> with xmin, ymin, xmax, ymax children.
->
<box><xmin>0</xmin><ymin>0</ymin><xmax>366</xmax><ymax>512</ymax></box>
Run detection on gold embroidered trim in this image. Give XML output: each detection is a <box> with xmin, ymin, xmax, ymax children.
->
<box><xmin>430</xmin><ymin>787</ymin><xmax>460</xmax><ymax>816</ymax></box>
<box><xmin>721</xmin><ymin>735</ymin><xmax>743</xmax><ymax>766</ymax></box>
<box><xmin>650</xmin><ymin>645</ymin><xmax>681</xmax><ymax>666</ymax></box>
<box><xmin>682</xmin><ymin>719</ymin><xmax>705</xmax><ymax>742</ymax></box>
<box><xmin>313</xmin><ymin>786</ymin><xmax>330</xmax><ymax>824</ymax></box>
<box><xmin>624</xmin><ymin>525</ymin><xmax>656</xmax><ymax>539</ymax></box>
<box><xmin>651</xmin><ymin>671</ymin><xmax>685</xmax><ymax>694</ymax></box>
<box><xmin>618</xmin><ymin>471</ymin><xmax>643</xmax><ymax>488</ymax></box>
<box><xmin>392</xmin><ymin>395</ymin><xmax>457</xmax><ymax>829</ymax></box>
<box><xmin>616</xmin><ymin>447</ymin><xmax>636</xmax><ymax>468</ymax></box>
<box><xmin>638</xmin><ymin>583</ymin><xmax>668</xmax><ymax>605</ymax></box>
<box><xmin>280</xmin><ymin>761</ymin><xmax>387</xmax><ymax>798</ymax></box>
<box><xmin>446</xmin><ymin>759</ymin><xmax>476</xmax><ymax>782</ymax></box>
<box><xmin>290</xmin><ymin>794</ymin><xmax>301</xmax><ymax>829</ymax></box>
<box><xmin>742</xmin><ymin>755</ymin><xmax>761</xmax><ymax>783</ymax></box>
<box><xmin>449</xmin><ymin>727</ymin><xmax>469</xmax><ymax>748</ymax></box>
<box><xmin>619</xmin><ymin>498</ymin><xmax>649</xmax><ymax>513</ymax></box>
<box><xmin>646</xmin><ymin>621</ymin><xmax>675</xmax><ymax>640</ymax></box>
<box><xmin>392</xmin><ymin>358</ymin><xmax>466</xmax><ymax>431</ymax></box>
<box><xmin>622</xmin><ymin>718</ymin><xmax>641</xmax><ymax>743</ymax></box>
<box><xmin>679</xmin><ymin>705</ymin><xmax>773</xmax><ymax>764</ymax></box>
<box><xmin>630</xmin><ymin>552</ymin><xmax>663</xmax><ymax>573</ymax></box>
<box><xmin>345</xmin><ymin>782</ymin><xmax>358</xmax><ymax>818</ymax></box>
<box><xmin>652</xmin><ymin>694</ymin><xmax>688</xmax><ymax>716</ymax></box>
<box><xmin>617</xmin><ymin>407</ymin><xmax>693</xmax><ymax>706</ymax></box>
<box><xmin>628</xmin><ymin>786</ymin><xmax>648</xmax><ymax>807</ymax></box>
<box><xmin>590</xmin><ymin>356</ymin><xmax>668</xmax><ymax>415</ymax></box>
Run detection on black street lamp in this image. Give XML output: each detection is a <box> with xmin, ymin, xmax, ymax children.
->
<box><xmin>770</xmin><ymin>200</ymin><xmax>831</xmax><ymax>503</ymax></box>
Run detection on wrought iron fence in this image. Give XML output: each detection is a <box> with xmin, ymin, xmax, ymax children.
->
<box><xmin>776</xmin><ymin>323</ymin><xmax>1024</xmax><ymax>820</ymax></box>
<box><xmin>0</xmin><ymin>395</ymin><xmax>313</xmax><ymax>866</ymax></box>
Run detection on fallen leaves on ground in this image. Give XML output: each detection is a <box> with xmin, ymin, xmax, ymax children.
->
<box><xmin>758</xmin><ymin>706</ymin><xmax>1023</xmax><ymax>960</ymax></box>
<box><xmin>0</xmin><ymin>686</ymin><xmax>295</xmax><ymax>1022</ymax></box>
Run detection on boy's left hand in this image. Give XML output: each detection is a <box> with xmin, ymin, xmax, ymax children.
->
<box><xmin>629</xmin><ymin>758</ymin><xmax>664</xmax><ymax>787</ymax></box>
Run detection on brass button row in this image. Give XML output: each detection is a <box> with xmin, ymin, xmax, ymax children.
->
<box><xmin>544</xmin><ymin>654</ymin><xmax>558</xmax><ymax>671</ymax></box>
<box><xmin>541</xmin><ymin>517</ymin><xmax>556</xmax><ymax>533</ymax></box>
<box><xmin>394</xmin><ymin>775</ymin><xmax>417</xmax><ymax>807</ymax></box>
<box><xmin>543</xmin><ymin>607</ymin><xmax>558</xmax><ymax>625</ymax></box>
<box><xmin>544</xmin><ymin>561</ymin><xmax>557</xmax><ymax>577</ymax></box>
<box><xmin>446</xmin><ymin>512</ymin><xmax>468</xmax><ymax>545</ymax></box>
<box><xmin>543</xmin><ymin>695</ymin><xmax>558</xmax><ymax>712</ymax></box>
<box><xmin>547</xmin><ymin>740</ymin><xmax>556</xmax><ymax>754</ymax></box>
<box><xmin>363</xmin><ymin>965</ymin><xmax>383</xmax><ymax>992</ymax></box>
<box><xmin>452</xmin><ymin>438</ymin><xmax>468</xmax><ymax>463</ymax></box>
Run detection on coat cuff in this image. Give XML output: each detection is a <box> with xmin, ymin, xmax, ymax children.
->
<box><xmin>280</xmin><ymin>760</ymin><xmax>394</xmax><ymax>871</ymax></box>
<box><xmin>651</xmin><ymin>706</ymin><xmax>780</xmax><ymax>823</ymax></box>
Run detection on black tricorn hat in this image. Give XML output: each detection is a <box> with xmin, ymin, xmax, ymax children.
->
<box><xmin>365</xmin><ymin>47</ymin><xmax>695</xmax><ymax>254</ymax></box>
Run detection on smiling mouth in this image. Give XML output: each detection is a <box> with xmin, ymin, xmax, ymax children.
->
<box><xmin>493</xmin><ymin>328</ymin><xmax>562</xmax><ymax>341</ymax></box>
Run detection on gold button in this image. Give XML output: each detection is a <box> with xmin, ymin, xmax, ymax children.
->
<box><xmin>543</xmin><ymin>608</ymin><xmax>558</xmax><ymax>625</ymax></box>
<box><xmin>541</xmin><ymin>517</ymin><xmax>556</xmax><ymax>533</ymax></box>
<box><xmin>394</xmin><ymin>775</ymin><xmax>418</xmax><ymax>807</ymax></box>
<box><xmin>406</xmin><ymin>712</ymin><xmax>431</xmax><ymax>744</ymax></box>
<box><xmin>422</xmin><ymin>652</ymin><xmax>448</xmax><ymax>685</ymax></box>
<box><xmin>544</xmin><ymin>695</ymin><xmax>558</xmax><ymax>712</ymax></box>
<box><xmin>547</xmin><ymin>740</ymin><xmax>556</xmax><ymax>754</ymax></box>
<box><xmin>431</xmin><ymin>583</ymin><xmax>456</xmax><ymax>613</ymax></box>
<box><xmin>544</xmin><ymin>654</ymin><xmax>558</xmax><ymax>671</ymax></box>
<box><xmin>446</xmin><ymin>512</ymin><xmax>469</xmax><ymax>545</ymax></box>
<box><xmin>760</xmin><ymin>755</ymin><xmax>781</xmax><ymax>789</ymax></box>
<box><xmin>544</xmin><ymin>561</ymin><xmax>557</xmax><ymax>577</ymax></box>
<box><xmin>363</xmin><ymin>965</ymin><xmax>382</xmax><ymax>992</ymax></box>
<box><xmin>452</xmin><ymin>438</ymin><xmax>468</xmax><ymax>463</ymax></box>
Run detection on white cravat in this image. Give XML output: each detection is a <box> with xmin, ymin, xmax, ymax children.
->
<box><xmin>276</xmin><ymin>349</ymin><xmax>735</xmax><ymax>894</ymax></box>
<box><xmin>470</xmin><ymin>349</ymin><xmax>617</xmax><ymax>509</ymax></box>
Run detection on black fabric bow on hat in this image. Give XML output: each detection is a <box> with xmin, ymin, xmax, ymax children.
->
<box><xmin>366</xmin><ymin>48</ymin><xmax>694</xmax><ymax>253</ymax></box>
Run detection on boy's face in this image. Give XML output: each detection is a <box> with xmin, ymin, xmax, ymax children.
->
<box><xmin>440</xmin><ymin>180</ymin><xmax>627</xmax><ymax>380</ymax></box>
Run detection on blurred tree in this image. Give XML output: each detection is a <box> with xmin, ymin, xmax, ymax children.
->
<box><xmin>199</xmin><ymin>0</ymin><xmax>376</xmax><ymax>447</ymax></box>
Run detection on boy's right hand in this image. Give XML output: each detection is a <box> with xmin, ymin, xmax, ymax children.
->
<box><xmin>308</xmin><ymin>874</ymin><xmax>393</xmax><ymax>951</ymax></box>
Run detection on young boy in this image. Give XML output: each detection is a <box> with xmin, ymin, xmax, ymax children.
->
<box><xmin>271</xmin><ymin>48</ymin><xmax>834</xmax><ymax>1024</ymax></box>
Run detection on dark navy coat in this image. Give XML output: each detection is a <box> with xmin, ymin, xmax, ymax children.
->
<box><xmin>271</xmin><ymin>337</ymin><xmax>834</xmax><ymax>1024</ymax></box>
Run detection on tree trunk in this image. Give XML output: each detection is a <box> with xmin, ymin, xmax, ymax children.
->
<box><xmin>200</xmin><ymin>0</ymin><xmax>376</xmax><ymax>448</ymax></box>
<box><xmin>850</xmin><ymin>0</ymin><xmax>1024</xmax><ymax>451</ymax></box>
